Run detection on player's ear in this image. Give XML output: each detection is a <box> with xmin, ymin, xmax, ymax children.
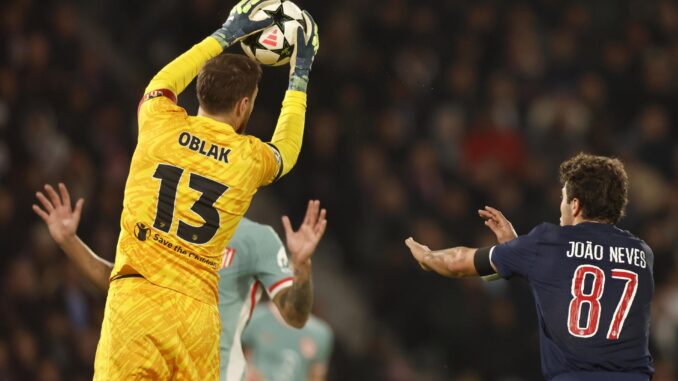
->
<box><xmin>236</xmin><ymin>96</ymin><xmax>250</xmax><ymax>117</ymax></box>
<box><xmin>571</xmin><ymin>197</ymin><xmax>582</xmax><ymax>218</ymax></box>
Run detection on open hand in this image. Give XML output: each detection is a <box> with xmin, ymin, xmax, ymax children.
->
<box><xmin>32</xmin><ymin>183</ymin><xmax>84</xmax><ymax>245</ymax></box>
<box><xmin>478</xmin><ymin>206</ymin><xmax>517</xmax><ymax>244</ymax></box>
<box><xmin>282</xmin><ymin>200</ymin><xmax>327</xmax><ymax>266</ymax></box>
<box><xmin>213</xmin><ymin>0</ymin><xmax>278</xmax><ymax>47</ymax></box>
<box><xmin>405</xmin><ymin>237</ymin><xmax>432</xmax><ymax>271</ymax></box>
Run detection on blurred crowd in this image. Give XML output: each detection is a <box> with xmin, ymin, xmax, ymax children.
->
<box><xmin>1</xmin><ymin>0</ymin><xmax>677</xmax><ymax>380</ymax></box>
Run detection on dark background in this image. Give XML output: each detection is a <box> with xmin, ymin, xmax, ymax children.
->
<box><xmin>0</xmin><ymin>0</ymin><xmax>677</xmax><ymax>380</ymax></box>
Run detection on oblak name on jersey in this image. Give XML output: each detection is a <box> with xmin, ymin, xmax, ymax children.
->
<box><xmin>178</xmin><ymin>131</ymin><xmax>232</xmax><ymax>164</ymax></box>
<box><xmin>566</xmin><ymin>241</ymin><xmax>647</xmax><ymax>269</ymax></box>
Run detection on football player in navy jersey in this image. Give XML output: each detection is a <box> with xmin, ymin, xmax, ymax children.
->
<box><xmin>405</xmin><ymin>153</ymin><xmax>654</xmax><ymax>381</ymax></box>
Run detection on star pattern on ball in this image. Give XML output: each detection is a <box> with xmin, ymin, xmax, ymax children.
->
<box><xmin>277</xmin><ymin>36</ymin><xmax>293</xmax><ymax>60</ymax></box>
<box><xmin>241</xmin><ymin>2</ymin><xmax>307</xmax><ymax>65</ymax></box>
<box><xmin>263</xmin><ymin>4</ymin><xmax>298</xmax><ymax>32</ymax></box>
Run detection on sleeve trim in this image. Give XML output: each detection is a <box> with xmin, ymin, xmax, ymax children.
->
<box><xmin>268</xmin><ymin>277</ymin><xmax>294</xmax><ymax>299</ymax></box>
<box><xmin>474</xmin><ymin>246</ymin><xmax>496</xmax><ymax>276</ymax></box>
<box><xmin>248</xmin><ymin>281</ymin><xmax>262</xmax><ymax>319</ymax></box>
<box><xmin>138</xmin><ymin>88</ymin><xmax>177</xmax><ymax>112</ymax></box>
<box><xmin>266</xmin><ymin>143</ymin><xmax>284</xmax><ymax>182</ymax></box>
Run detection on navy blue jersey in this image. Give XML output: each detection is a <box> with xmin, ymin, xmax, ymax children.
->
<box><xmin>491</xmin><ymin>222</ymin><xmax>654</xmax><ymax>380</ymax></box>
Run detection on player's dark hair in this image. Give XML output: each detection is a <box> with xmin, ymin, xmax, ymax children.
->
<box><xmin>559</xmin><ymin>153</ymin><xmax>629</xmax><ymax>224</ymax></box>
<box><xmin>197</xmin><ymin>53</ymin><xmax>262</xmax><ymax>114</ymax></box>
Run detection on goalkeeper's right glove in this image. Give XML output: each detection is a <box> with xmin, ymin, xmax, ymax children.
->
<box><xmin>288</xmin><ymin>11</ymin><xmax>319</xmax><ymax>93</ymax></box>
<box><xmin>212</xmin><ymin>0</ymin><xmax>277</xmax><ymax>48</ymax></box>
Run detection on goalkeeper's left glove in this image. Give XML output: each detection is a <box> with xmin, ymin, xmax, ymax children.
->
<box><xmin>212</xmin><ymin>0</ymin><xmax>277</xmax><ymax>48</ymax></box>
<box><xmin>288</xmin><ymin>11</ymin><xmax>320</xmax><ymax>93</ymax></box>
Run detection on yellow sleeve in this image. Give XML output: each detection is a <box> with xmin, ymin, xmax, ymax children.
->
<box><xmin>263</xmin><ymin>90</ymin><xmax>307</xmax><ymax>183</ymax></box>
<box><xmin>144</xmin><ymin>37</ymin><xmax>223</xmax><ymax>96</ymax></box>
<box><xmin>138</xmin><ymin>37</ymin><xmax>223</xmax><ymax>132</ymax></box>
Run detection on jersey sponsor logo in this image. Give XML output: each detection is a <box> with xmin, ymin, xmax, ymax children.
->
<box><xmin>149</xmin><ymin>232</ymin><xmax>220</xmax><ymax>269</ymax></box>
<box><xmin>299</xmin><ymin>337</ymin><xmax>317</xmax><ymax>359</ymax></box>
<box><xmin>277</xmin><ymin>247</ymin><xmax>291</xmax><ymax>273</ymax></box>
<box><xmin>178</xmin><ymin>131</ymin><xmax>232</xmax><ymax>164</ymax></box>
<box><xmin>134</xmin><ymin>222</ymin><xmax>151</xmax><ymax>241</ymax></box>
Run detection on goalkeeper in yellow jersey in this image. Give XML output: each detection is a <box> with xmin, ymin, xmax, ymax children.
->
<box><xmin>93</xmin><ymin>0</ymin><xmax>319</xmax><ymax>379</ymax></box>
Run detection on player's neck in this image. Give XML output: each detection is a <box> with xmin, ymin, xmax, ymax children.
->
<box><xmin>573</xmin><ymin>216</ymin><xmax>610</xmax><ymax>225</ymax></box>
<box><xmin>197</xmin><ymin>107</ymin><xmax>238</xmax><ymax>129</ymax></box>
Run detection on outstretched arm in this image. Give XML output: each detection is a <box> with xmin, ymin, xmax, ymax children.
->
<box><xmin>33</xmin><ymin>184</ymin><xmax>113</xmax><ymax>291</ymax></box>
<box><xmin>273</xmin><ymin>200</ymin><xmax>327</xmax><ymax>328</ymax></box>
<box><xmin>405</xmin><ymin>238</ymin><xmax>483</xmax><ymax>278</ymax></box>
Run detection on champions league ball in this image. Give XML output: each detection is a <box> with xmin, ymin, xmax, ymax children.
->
<box><xmin>240</xmin><ymin>0</ymin><xmax>310</xmax><ymax>66</ymax></box>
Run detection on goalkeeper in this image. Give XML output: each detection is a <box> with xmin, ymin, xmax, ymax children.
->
<box><xmin>85</xmin><ymin>0</ymin><xmax>319</xmax><ymax>379</ymax></box>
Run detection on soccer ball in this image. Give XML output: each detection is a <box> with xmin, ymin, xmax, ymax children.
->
<box><xmin>240</xmin><ymin>0</ymin><xmax>309</xmax><ymax>66</ymax></box>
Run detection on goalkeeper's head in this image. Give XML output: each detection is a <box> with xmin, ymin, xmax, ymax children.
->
<box><xmin>197</xmin><ymin>53</ymin><xmax>262</xmax><ymax>133</ymax></box>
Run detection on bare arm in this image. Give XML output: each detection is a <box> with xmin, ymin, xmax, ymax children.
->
<box><xmin>405</xmin><ymin>238</ymin><xmax>491</xmax><ymax>278</ymax></box>
<box><xmin>57</xmin><ymin>236</ymin><xmax>112</xmax><ymax>291</ymax></box>
<box><xmin>273</xmin><ymin>200</ymin><xmax>327</xmax><ymax>328</ymax></box>
<box><xmin>405</xmin><ymin>207</ymin><xmax>514</xmax><ymax>279</ymax></box>
<box><xmin>33</xmin><ymin>183</ymin><xmax>113</xmax><ymax>291</ymax></box>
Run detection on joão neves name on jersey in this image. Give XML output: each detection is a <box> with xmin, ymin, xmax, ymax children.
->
<box><xmin>566</xmin><ymin>241</ymin><xmax>647</xmax><ymax>268</ymax></box>
<box><xmin>178</xmin><ymin>131</ymin><xmax>231</xmax><ymax>164</ymax></box>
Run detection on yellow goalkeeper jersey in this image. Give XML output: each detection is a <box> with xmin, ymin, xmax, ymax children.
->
<box><xmin>111</xmin><ymin>37</ymin><xmax>307</xmax><ymax>305</ymax></box>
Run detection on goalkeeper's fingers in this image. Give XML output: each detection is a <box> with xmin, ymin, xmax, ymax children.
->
<box><xmin>302</xmin><ymin>11</ymin><xmax>319</xmax><ymax>50</ymax></box>
<box><xmin>233</xmin><ymin>0</ymin><xmax>263</xmax><ymax>15</ymax></box>
<box><xmin>250</xmin><ymin>18</ymin><xmax>274</xmax><ymax>31</ymax></box>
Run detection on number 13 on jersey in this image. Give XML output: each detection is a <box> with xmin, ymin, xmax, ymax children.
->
<box><xmin>568</xmin><ymin>265</ymin><xmax>639</xmax><ymax>340</ymax></box>
<box><xmin>152</xmin><ymin>163</ymin><xmax>229</xmax><ymax>245</ymax></box>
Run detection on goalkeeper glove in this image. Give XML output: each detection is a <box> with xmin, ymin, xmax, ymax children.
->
<box><xmin>288</xmin><ymin>11</ymin><xmax>319</xmax><ymax>93</ymax></box>
<box><xmin>212</xmin><ymin>0</ymin><xmax>277</xmax><ymax>48</ymax></box>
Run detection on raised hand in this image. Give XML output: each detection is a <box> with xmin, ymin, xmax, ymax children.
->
<box><xmin>281</xmin><ymin>200</ymin><xmax>327</xmax><ymax>266</ymax></box>
<box><xmin>288</xmin><ymin>11</ymin><xmax>319</xmax><ymax>92</ymax></box>
<box><xmin>478</xmin><ymin>206</ymin><xmax>518</xmax><ymax>244</ymax></box>
<box><xmin>32</xmin><ymin>183</ymin><xmax>84</xmax><ymax>245</ymax></box>
<box><xmin>212</xmin><ymin>0</ymin><xmax>278</xmax><ymax>48</ymax></box>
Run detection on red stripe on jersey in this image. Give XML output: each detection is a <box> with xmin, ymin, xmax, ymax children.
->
<box><xmin>138</xmin><ymin>88</ymin><xmax>177</xmax><ymax>112</ymax></box>
<box><xmin>268</xmin><ymin>276</ymin><xmax>294</xmax><ymax>294</ymax></box>
<box><xmin>249</xmin><ymin>281</ymin><xmax>261</xmax><ymax>319</ymax></box>
<box><xmin>227</xmin><ymin>249</ymin><xmax>236</xmax><ymax>267</ymax></box>
<box><xmin>220</xmin><ymin>248</ymin><xmax>236</xmax><ymax>269</ymax></box>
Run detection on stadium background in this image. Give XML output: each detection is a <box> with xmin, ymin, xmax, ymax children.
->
<box><xmin>1</xmin><ymin>0</ymin><xmax>677</xmax><ymax>380</ymax></box>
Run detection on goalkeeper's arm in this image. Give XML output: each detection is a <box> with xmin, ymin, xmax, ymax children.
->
<box><xmin>266</xmin><ymin>12</ymin><xmax>319</xmax><ymax>179</ymax></box>
<box><xmin>144</xmin><ymin>37</ymin><xmax>223</xmax><ymax>98</ymax></box>
<box><xmin>144</xmin><ymin>0</ymin><xmax>276</xmax><ymax>98</ymax></box>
